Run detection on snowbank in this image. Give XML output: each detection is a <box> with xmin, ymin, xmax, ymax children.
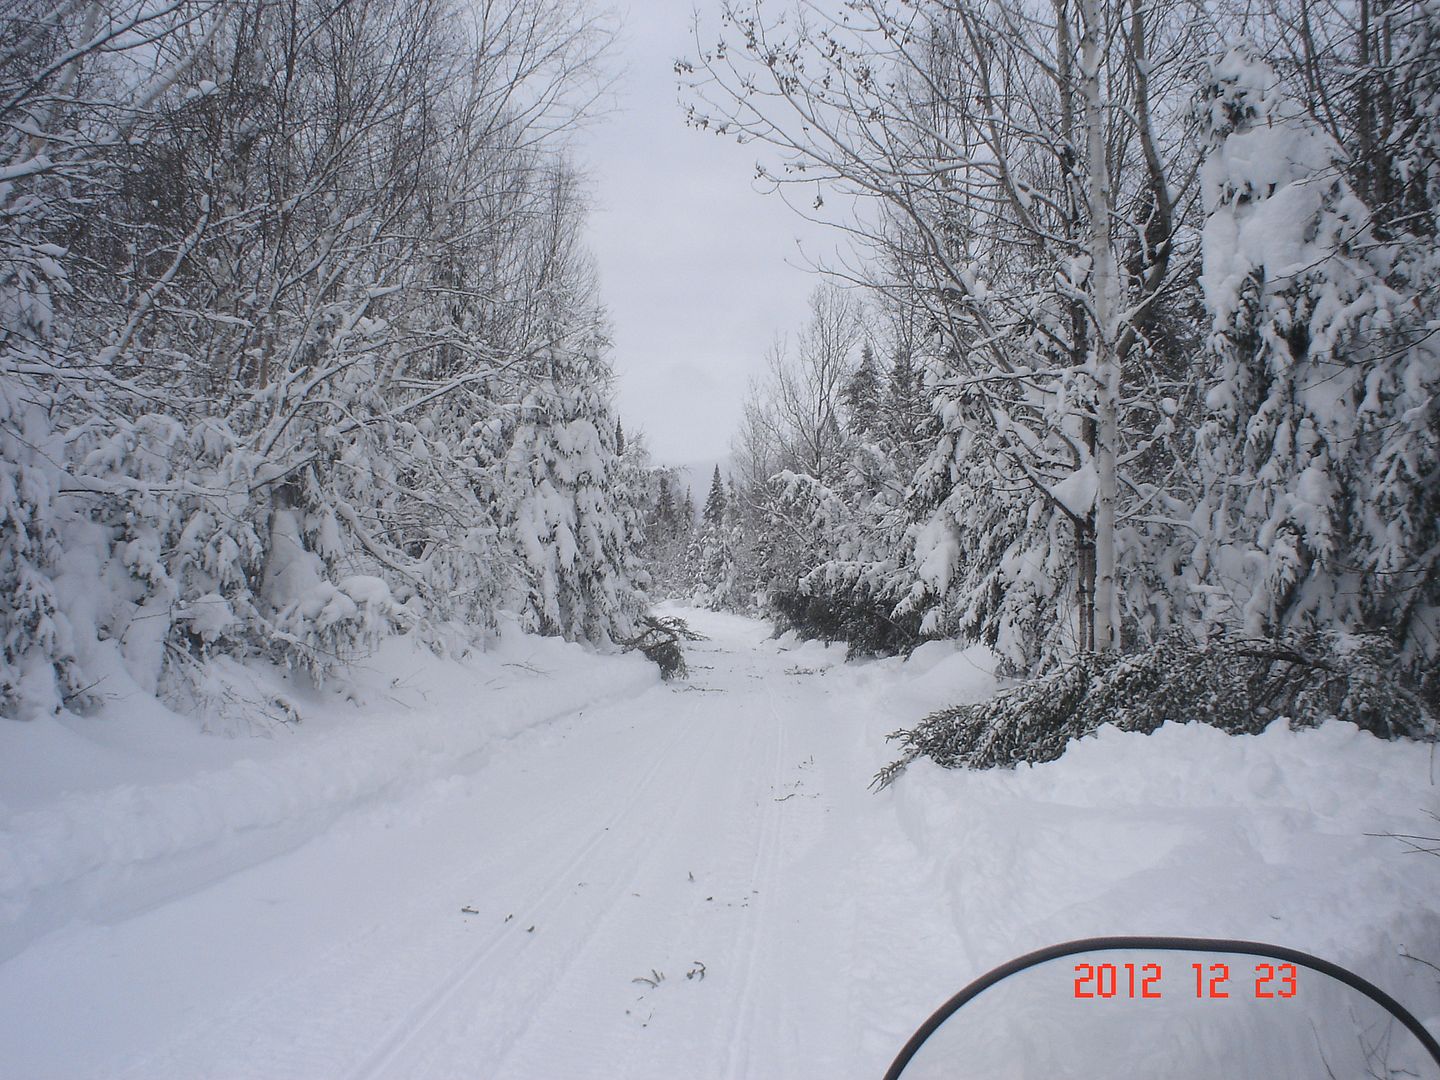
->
<box><xmin>0</xmin><ymin>628</ymin><xmax>657</xmax><ymax>961</ymax></box>
<box><xmin>879</xmin><ymin>717</ymin><xmax>1440</xmax><ymax>1037</ymax></box>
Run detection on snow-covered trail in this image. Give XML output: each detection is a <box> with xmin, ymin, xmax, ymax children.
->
<box><xmin>0</xmin><ymin>610</ymin><xmax>959</xmax><ymax>1079</ymax></box>
<box><xmin>3</xmin><ymin>607</ymin><xmax>1439</xmax><ymax>1079</ymax></box>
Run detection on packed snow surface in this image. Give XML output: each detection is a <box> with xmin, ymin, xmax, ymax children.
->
<box><xmin>1</xmin><ymin>607</ymin><xmax>1437</xmax><ymax>1078</ymax></box>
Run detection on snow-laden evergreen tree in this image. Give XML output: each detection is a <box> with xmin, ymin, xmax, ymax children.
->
<box><xmin>1192</xmin><ymin>51</ymin><xmax>1440</xmax><ymax>673</ymax></box>
<box><xmin>841</xmin><ymin>343</ymin><xmax>883</xmax><ymax>440</ymax></box>
<box><xmin>722</xmin><ymin>474</ymin><xmax>757</xmax><ymax>610</ymax></box>
<box><xmin>0</xmin><ymin>222</ymin><xmax>90</xmax><ymax>718</ymax></box>
<box><xmin>612</xmin><ymin>422</ymin><xmax>685</xmax><ymax>603</ymax></box>
<box><xmin>1374</xmin><ymin>0</ymin><xmax>1440</xmax><ymax>686</ymax></box>
<box><xmin>637</xmin><ymin>468</ymin><xmax>691</xmax><ymax>597</ymax></box>
<box><xmin>785</xmin><ymin>333</ymin><xmax>930</xmax><ymax>652</ymax></box>
<box><xmin>1391</xmin><ymin>0</ymin><xmax>1440</xmax><ymax>228</ymax></box>
<box><xmin>702</xmin><ymin>467</ymin><xmax>727</xmax><ymax>528</ymax></box>
<box><xmin>498</xmin><ymin>335</ymin><xmax>645</xmax><ymax>645</ymax></box>
<box><xmin>892</xmin><ymin>391</ymin><xmax>1081</xmax><ymax>670</ymax></box>
<box><xmin>652</xmin><ymin>475</ymin><xmax>680</xmax><ymax>539</ymax></box>
<box><xmin>685</xmin><ymin>466</ymin><xmax>743</xmax><ymax>609</ymax></box>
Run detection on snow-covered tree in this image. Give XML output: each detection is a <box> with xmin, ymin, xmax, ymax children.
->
<box><xmin>842</xmin><ymin>343</ymin><xmax>883</xmax><ymax>438</ymax></box>
<box><xmin>652</xmin><ymin>476</ymin><xmax>681</xmax><ymax>540</ymax></box>
<box><xmin>0</xmin><ymin>0</ymin><xmax>642</xmax><ymax>720</ymax></box>
<box><xmin>498</xmin><ymin>337</ymin><xmax>645</xmax><ymax>645</ymax></box>
<box><xmin>0</xmin><ymin>230</ymin><xmax>89</xmax><ymax>718</ymax></box>
<box><xmin>702</xmin><ymin>466</ymin><xmax>727</xmax><ymax>529</ymax></box>
<box><xmin>685</xmin><ymin>0</ymin><xmax>1202</xmax><ymax>669</ymax></box>
<box><xmin>637</xmin><ymin>467</ymin><xmax>691</xmax><ymax>598</ymax></box>
<box><xmin>1192</xmin><ymin>50</ymin><xmax>1440</xmax><ymax>674</ymax></box>
<box><xmin>685</xmin><ymin>466</ymin><xmax>742</xmax><ymax>609</ymax></box>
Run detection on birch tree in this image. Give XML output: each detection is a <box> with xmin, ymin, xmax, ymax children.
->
<box><xmin>684</xmin><ymin>0</ymin><xmax>1204</xmax><ymax>668</ymax></box>
<box><xmin>0</xmin><ymin>0</ymin><xmax>640</xmax><ymax>720</ymax></box>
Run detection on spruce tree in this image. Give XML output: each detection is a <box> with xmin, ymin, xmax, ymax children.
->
<box><xmin>702</xmin><ymin>466</ymin><xmax>727</xmax><ymax>526</ymax></box>
<box><xmin>499</xmin><ymin>340</ymin><xmax>645</xmax><ymax>645</ymax></box>
<box><xmin>686</xmin><ymin>467</ymin><xmax>738</xmax><ymax>609</ymax></box>
<box><xmin>0</xmin><ymin>236</ymin><xmax>90</xmax><ymax>718</ymax></box>
<box><xmin>1193</xmin><ymin>51</ymin><xmax>1440</xmax><ymax>672</ymax></box>
<box><xmin>653</xmin><ymin>476</ymin><xmax>678</xmax><ymax>540</ymax></box>
<box><xmin>842</xmin><ymin>343</ymin><xmax>883</xmax><ymax>437</ymax></box>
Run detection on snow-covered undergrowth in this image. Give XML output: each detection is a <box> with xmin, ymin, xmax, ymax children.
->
<box><xmin>0</xmin><ymin>625</ymin><xmax>657</xmax><ymax>963</ymax></box>
<box><xmin>876</xmin><ymin>632</ymin><xmax>1435</xmax><ymax>782</ymax></box>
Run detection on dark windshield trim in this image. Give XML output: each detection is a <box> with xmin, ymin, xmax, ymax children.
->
<box><xmin>882</xmin><ymin>935</ymin><xmax>1440</xmax><ymax>1079</ymax></box>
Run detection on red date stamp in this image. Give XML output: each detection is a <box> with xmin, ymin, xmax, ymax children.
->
<box><xmin>1073</xmin><ymin>961</ymin><xmax>1297</xmax><ymax>1000</ymax></box>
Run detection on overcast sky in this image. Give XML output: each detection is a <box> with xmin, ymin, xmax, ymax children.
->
<box><xmin>573</xmin><ymin>3</ymin><xmax>839</xmax><ymax>467</ymax></box>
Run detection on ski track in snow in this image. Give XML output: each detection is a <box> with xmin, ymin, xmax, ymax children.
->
<box><xmin>1</xmin><ymin>607</ymin><xmax>1439</xmax><ymax>1078</ymax></box>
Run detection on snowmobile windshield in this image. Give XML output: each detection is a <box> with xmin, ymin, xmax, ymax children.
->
<box><xmin>884</xmin><ymin>937</ymin><xmax>1440</xmax><ymax>1080</ymax></box>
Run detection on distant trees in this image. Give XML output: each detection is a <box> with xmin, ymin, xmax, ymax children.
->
<box><xmin>681</xmin><ymin>467</ymin><xmax>729</xmax><ymax>608</ymax></box>
<box><xmin>642</xmin><ymin>469</ymin><xmax>693</xmax><ymax>596</ymax></box>
<box><xmin>683</xmin><ymin>0</ymin><xmax>1440</xmax><ymax>691</ymax></box>
<box><xmin>720</xmin><ymin>284</ymin><xmax>919</xmax><ymax>648</ymax></box>
<box><xmin>0</xmin><ymin>0</ymin><xmax>646</xmax><ymax>719</ymax></box>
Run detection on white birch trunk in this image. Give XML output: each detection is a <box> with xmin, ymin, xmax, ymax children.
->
<box><xmin>1080</xmin><ymin>0</ymin><xmax>1119</xmax><ymax>652</ymax></box>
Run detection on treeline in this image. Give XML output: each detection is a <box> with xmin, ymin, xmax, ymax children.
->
<box><xmin>681</xmin><ymin>0</ymin><xmax>1440</xmax><ymax>713</ymax></box>
<box><xmin>0</xmin><ymin>0</ymin><xmax>648</xmax><ymax>720</ymax></box>
<box><xmin>630</xmin><ymin>461</ymin><xmax>741</xmax><ymax>611</ymax></box>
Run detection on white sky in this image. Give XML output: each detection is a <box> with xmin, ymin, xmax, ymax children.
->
<box><xmin>573</xmin><ymin>2</ymin><xmax>839</xmax><ymax>466</ymax></box>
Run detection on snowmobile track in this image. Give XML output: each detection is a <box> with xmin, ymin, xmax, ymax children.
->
<box><xmin>344</xmin><ymin>691</ymin><xmax>705</xmax><ymax>1080</ymax></box>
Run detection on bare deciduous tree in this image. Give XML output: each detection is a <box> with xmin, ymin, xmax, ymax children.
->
<box><xmin>684</xmin><ymin>0</ymin><xmax>1206</xmax><ymax>665</ymax></box>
